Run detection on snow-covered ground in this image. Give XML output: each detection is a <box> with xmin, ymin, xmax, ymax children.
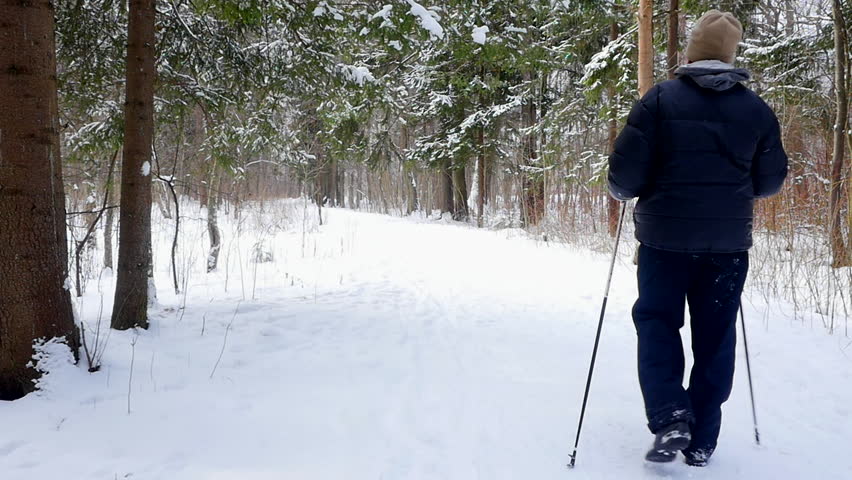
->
<box><xmin>2</xmin><ymin>202</ymin><xmax>851</xmax><ymax>479</ymax></box>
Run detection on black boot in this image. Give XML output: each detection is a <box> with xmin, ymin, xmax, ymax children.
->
<box><xmin>683</xmin><ymin>447</ymin><xmax>713</xmax><ymax>467</ymax></box>
<box><xmin>645</xmin><ymin>422</ymin><xmax>692</xmax><ymax>463</ymax></box>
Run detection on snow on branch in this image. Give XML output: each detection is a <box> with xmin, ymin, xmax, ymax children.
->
<box><xmin>406</xmin><ymin>0</ymin><xmax>444</xmax><ymax>40</ymax></box>
<box><xmin>371</xmin><ymin>4</ymin><xmax>393</xmax><ymax>22</ymax></box>
<box><xmin>472</xmin><ymin>26</ymin><xmax>489</xmax><ymax>45</ymax></box>
<box><xmin>341</xmin><ymin>65</ymin><xmax>376</xmax><ymax>86</ymax></box>
<box><xmin>581</xmin><ymin>34</ymin><xmax>634</xmax><ymax>86</ymax></box>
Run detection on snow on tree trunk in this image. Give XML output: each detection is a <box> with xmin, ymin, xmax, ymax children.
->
<box><xmin>207</xmin><ymin>167</ymin><xmax>222</xmax><ymax>273</ymax></box>
<box><xmin>468</xmin><ymin>124</ymin><xmax>486</xmax><ymax>227</ymax></box>
<box><xmin>468</xmin><ymin>153</ymin><xmax>482</xmax><ymax>223</ymax></box>
<box><xmin>0</xmin><ymin>0</ymin><xmax>80</xmax><ymax>400</ymax></box>
<box><xmin>112</xmin><ymin>0</ymin><xmax>156</xmax><ymax>330</ymax></box>
<box><xmin>408</xmin><ymin>169</ymin><xmax>419</xmax><ymax>214</ymax></box>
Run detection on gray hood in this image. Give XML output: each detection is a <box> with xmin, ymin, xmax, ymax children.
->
<box><xmin>675</xmin><ymin>60</ymin><xmax>750</xmax><ymax>91</ymax></box>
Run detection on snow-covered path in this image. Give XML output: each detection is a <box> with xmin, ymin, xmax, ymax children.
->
<box><xmin>2</xmin><ymin>206</ymin><xmax>851</xmax><ymax>479</ymax></box>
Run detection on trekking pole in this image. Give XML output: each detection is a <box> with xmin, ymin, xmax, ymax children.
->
<box><xmin>739</xmin><ymin>302</ymin><xmax>761</xmax><ymax>445</ymax></box>
<box><xmin>567</xmin><ymin>201</ymin><xmax>628</xmax><ymax>469</ymax></box>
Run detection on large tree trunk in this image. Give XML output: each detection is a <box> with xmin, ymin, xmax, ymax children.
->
<box><xmin>830</xmin><ymin>0</ymin><xmax>850</xmax><ymax>267</ymax></box>
<box><xmin>667</xmin><ymin>0</ymin><xmax>680</xmax><ymax>80</ymax></box>
<box><xmin>638</xmin><ymin>0</ymin><xmax>654</xmax><ymax>96</ymax></box>
<box><xmin>0</xmin><ymin>0</ymin><xmax>80</xmax><ymax>400</ymax></box>
<box><xmin>112</xmin><ymin>0</ymin><xmax>156</xmax><ymax>330</ymax></box>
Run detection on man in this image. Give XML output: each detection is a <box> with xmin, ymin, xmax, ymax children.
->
<box><xmin>607</xmin><ymin>10</ymin><xmax>788</xmax><ymax>466</ymax></box>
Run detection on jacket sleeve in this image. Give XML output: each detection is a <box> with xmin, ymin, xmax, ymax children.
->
<box><xmin>752</xmin><ymin>111</ymin><xmax>788</xmax><ymax>198</ymax></box>
<box><xmin>607</xmin><ymin>86</ymin><xmax>660</xmax><ymax>201</ymax></box>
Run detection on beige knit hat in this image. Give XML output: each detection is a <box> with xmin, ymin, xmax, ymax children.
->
<box><xmin>685</xmin><ymin>10</ymin><xmax>743</xmax><ymax>64</ymax></box>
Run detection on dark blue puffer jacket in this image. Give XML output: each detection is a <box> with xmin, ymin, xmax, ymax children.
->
<box><xmin>608</xmin><ymin>62</ymin><xmax>788</xmax><ymax>253</ymax></box>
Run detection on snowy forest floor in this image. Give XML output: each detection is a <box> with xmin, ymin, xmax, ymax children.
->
<box><xmin>2</xmin><ymin>201</ymin><xmax>852</xmax><ymax>480</ymax></box>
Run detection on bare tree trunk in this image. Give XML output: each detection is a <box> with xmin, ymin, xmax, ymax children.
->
<box><xmin>607</xmin><ymin>23</ymin><xmax>621</xmax><ymax>236</ymax></box>
<box><xmin>522</xmin><ymin>71</ymin><xmax>544</xmax><ymax>226</ymax></box>
<box><xmin>0</xmin><ymin>0</ymin><xmax>80</xmax><ymax>400</ymax></box>
<box><xmin>83</xmin><ymin>184</ymin><xmax>100</xmax><ymax>252</ymax></box>
<box><xmin>346</xmin><ymin>171</ymin><xmax>353</xmax><ymax>208</ymax></box>
<box><xmin>331</xmin><ymin>158</ymin><xmax>339</xmax><ymax>206</ymax></box>
<box><xmin>784</xmin><ymin>0</ymin><xmax>796</xmax><ymax>36</ymax></box>
<box><xmin>356</xmin><ymin>165</ymin><xmax>363</xmax><ymax>208</ymax></box>
<box><xmin>440</xmin><ymin>162</ymin><xmax>453</xmax><ymax>215</ymax></box>
<box><xmin>830</xmin><ymin>0</ymin><xmax>850</xmax><ymax>267</ymax></box>
<box><xmin>639</xmin><ymin>0</ymin><xmax>654</xmax><ymax>96</ymax></box>
<box><xmin>112</xmin><ymin>0</ymin><xmax>156</xmax><ymax>330</ymax></box>
<box><xmin>475</xmin><ymin>126</ymin><xmax>486</xmax><ymax>227</ymax></box>
<box><xmin>74</xmin><ymin>168</ymin><xmax>101</xmax><ymax>296</ymax></box>
<box><xmin>452</xmin><ymin>162</ymin><xmax>469</xmax><ymax>221</ymax></box>
<box><xmin>483</xmin><ymin>148</ymin><xmax>493</xmax><ymax>206</ymax></box>
<box><xmin>156</xmin><ymin>182</ymin><xmax>172</xmax><ymax>219</ymax></box>
<box><xmin>401</xmin><ymin>125</ymin><xmax>411</xmax><ymax>214</ymax></box>
<box><xmin>421</xmin><ymin>172</ymin><xmax>431</xmax><ymax>214</ymax></box>
<box><xmin>337</xmin><ymin>161</ymin><xmax>345</xmax><ymax>207</ymax></box>
<box><xmin>76</xmin><ymin>151</ymin><xmax>119</xmax><ymax>296</ymax></box>
<box><xmin>408</xmin><ymin>169</ymin><xmax>419</xmax><ymax>214</ymax></box>
<box><xmin>207</xmin><ymin>166</ymin><xmax>222</xmax><ymax>272</ymax></box>
<box><xmin>401</xmin><ymin>124</ymin><xmax>419</xmax><ymax>215</ymax></box>
<box><xmin>162</xmin><ymin>177</ymin><xmax>180</xmax><ymax>295</ymax></box>
<box><xmin>104</xmin><ymin>179</ymin><xmax>116</xmax><ymax>271</ymax></box>
<box><xmin>473</xmin><ymin>66</ymin><xmax>488</xmax><ymax>227</ymax></box>
<box><xmin>607</xmin><ymin>131</ymin><xmax>620</xmax><ymax>234</ymax></box>
<box><xmin>667</xmin><ymin>0</ymin><xmax>680</xmax><ymax>80</ymax></box>
<box><xmin>198</xmin><ymin>181</ymin><xmax>209</xmax><ymax>210</ymax></box>
<box><xmin>540</xmin><ymin>73</ymin><xmax>551</xmax><ymax>227</ymax></box>
<box><xmin>377</xmin><ymin>169</ymin><xmax>389</xmax><ymax>215</ymax></box>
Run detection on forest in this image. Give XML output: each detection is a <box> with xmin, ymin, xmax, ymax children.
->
<box><xmin>1</xmin><ymin>0</ymin><xmax>852</xmax><ymax>478</ymax></box>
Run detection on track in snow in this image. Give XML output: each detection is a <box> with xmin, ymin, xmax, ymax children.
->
<box><xmin>1</xmin><ymin>205</ymin><xmax>851</xmax><ymax>479</ymax></box>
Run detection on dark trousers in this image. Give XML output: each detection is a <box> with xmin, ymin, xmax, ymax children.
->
<box><xmin>633</xmin><ymin>245</ymin><xmax>748</xmax><ymax>454</ymax></box>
